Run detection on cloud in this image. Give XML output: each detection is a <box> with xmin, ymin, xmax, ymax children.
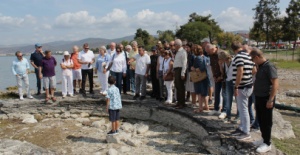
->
<box><xmin>0</xmin><ymin>14</ymin><xmax>24</xmax><ymax>27</ymax></box>
<box><xmin>100</xmin><ymin>9</ymin><xmax>128</xmax><ymax>23</ymax></box>
<box><xmin>216</xmin><ymin>7</ymin><xmax>253</xmax><ymax>31</ymax></box>
<box><xmin>199</xmin><ymin>10</ymin><xmax>212</xmax><ymax>16</ymax></box>
<box><xmin>54</xmin><ymin>11</ymin><xmax>96</xmax><ymax>28</ymax></box>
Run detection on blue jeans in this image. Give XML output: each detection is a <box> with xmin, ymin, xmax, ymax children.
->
<box><xmin>214</xmin><ymin>81</ymin><xmax>226</xmax><ymax>112</ymax></box>
<box><xmin>110</xmin><ymin>71</ymin><xmax>123</xmax><ymax>93</ymax></box>
<box><xmin>34</xmin><ymin>68</ymin><xmax>41</xmax><ymax>92</ymax></box>
<box><xmin>237</xmin><ymin>87</ymin><xmax>253</xmax><ymax>134</ymax></box>
<box><xmin>225</xmin><ymin>81</ymin><xmax>234</xmax><ymax>119</ymax></box>
<box><xmin>249</xmin><ymin>93</ymin><xmax>260</xmax><ymax>128</ymax></box>
<box><xmin>129</xmin><ymin>69</ymin><xmax>135</xmax><ymax>93</ymax></box>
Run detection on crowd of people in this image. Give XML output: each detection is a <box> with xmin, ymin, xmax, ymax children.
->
<box><xmin>12</xmin><ymin>38</ymin><xmax>278</xmax><ymax>153</ymax></box>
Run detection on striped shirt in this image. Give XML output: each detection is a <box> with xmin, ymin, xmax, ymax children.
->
<box><xmin>232</xmin><ymin>51</ymin><xmax>254</xmax><ymax>89</ymax></box>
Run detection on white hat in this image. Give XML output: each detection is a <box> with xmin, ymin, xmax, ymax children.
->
<box><xmin>63</xmin><ymin>51</ymin><xmax>70</xmax><ymax>56</ymax></box>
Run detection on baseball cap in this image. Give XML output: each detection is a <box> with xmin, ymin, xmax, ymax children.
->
<box><xmin>151</xmin><ymin>46</ymin><xmax>157</xmax><ymax>51</ymax></box>
<box><xmin>35</xmin><ymin>43</ymin><xmax>42</xmax><ymax>47</ymax></box>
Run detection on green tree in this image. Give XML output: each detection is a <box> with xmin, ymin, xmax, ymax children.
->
<box><xmin>157</xmin><ymin>30</ymin><xmax>175</xmax><ymax>42</ymax></box>
<box><xmin>249</xmin><ymin>21</ymin><xmax>266</xmax><ymax>45</ymax></box>
<box><xmin>134</xmin><ymin>28</ymin><xmax>150</xmax><ymax>46</ymax></box>
<box><xmin>216</xmin><ymin>32</ymin><xmax>243</xmax><ymax>50</ymax></box>
<box><xmin>176</xmin><ymin>13</ymin><xmax>222</xmax><ymax>44</ymax></box>
<box><xmin>252</xmin><ymin>0</ymin><xmax>280</xmax><ymax>48</ymax></box>
<box><xmin>120</xmin><ymin>40</ymin><xmax>129</xmax><ymax>47</ymax></box>
<box><xmin>283</xmin><ymin>0</ymin><xmax>300</xmax><ymax>60</ymax></box>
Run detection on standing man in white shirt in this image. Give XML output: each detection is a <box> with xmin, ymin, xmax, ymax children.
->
<box><xmin>12</xmin><ymin>51</ymin><xmax>33</xmax><ymax>100</ymax></box>
<box><xmin>107</xmin><ymin>42</ymin><xmax>116</xmax><ymax>57</ymax></box>
<box><xmin>78</xmin><ymin>43</ymin><xmax>95</xmax><ymax>96</ymax></box>
<box><xmin>173</xmin><ymin>39</ymin><xmax>187</xmax><ymax>109</ymax></box>
<box><xmin>129</xmin><ymin>46</ymin><xmax>151</xmax><ymax>101</ymax></box>
<box><xmin>61</xmin><ymin>51</ymin><xmax>74</xmax><ymax>98</ymax></box>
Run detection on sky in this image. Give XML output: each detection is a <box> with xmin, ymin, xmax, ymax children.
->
<box><xmin>0</xmin><ymin>0</ymin><xmax>290</xmax><ymax>46</ymax></box>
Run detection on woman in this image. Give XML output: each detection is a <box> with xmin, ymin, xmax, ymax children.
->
<box><xmin>95</xmin><ymin>46</ymin><xmax>111</xmax><ymax>95</ymax></box>
<box><xmin>162</xmin><ymin>50</ymin><xmax>174</xmax><ymax>104</ymax></box>
<box><xmin>156</xmin><ymin>44</ymin><xmax>166</xmax><ymax>101</ymax></box>
<box><xmin>61</xmin><ymin>51</ymin><xmax>74</xmax><ymax>98</ymax></box>
<box><xmin>191</xmin><ymin>45</ymin><xmax>209</xmax><ymax>113</ymax></box>
<box><xmin>185</xmin><ymin>42</ymin><xmax>196</xmax><ymax>105</ymax></box>
<box><xmin>106</xmin><ymin>46</ymin><xmax>127</xmax><ymax>93</ymax></box>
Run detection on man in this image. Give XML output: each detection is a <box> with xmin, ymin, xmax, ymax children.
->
<box><xmin>201</xmin><ymin>38</ymin><xmax>210</xmax><ymax>56</ymax></box>
<box><xmin>156</xmin><ymin>44</ymin><xmax>166</xmax><ymax>101</ymax></box>
<box><xmin>230</xmin><ymin>42</ymin><xmax>255</xmax><ymax>140</ymax></box>
<box><xmin>78</xmin><ymin>43</ymin><xmax>95</xmax><ymax>96</ymax></box>
<box><xmin>71</xmin><ymin>46</ymin><xmax>82</xmax><ymax>94</ymax></box>
<box><xmin>39</xmin><ymin>50</ymin><xmax>57</xmax><ymax>102</ymax></box>
<box><xmin>206</xmin><ymin>44</ymin><xmax>227</xmax><ymax>119</ymax></box>
<box><xmin>30</xmin><ymin>43</ymin><xmax>45</xmax><ymax>95</ymax></box>
<box><xmin>201</xmin><ymin>39</ymin><xmax>213</xmax><ymax>105</ymax></box>
<box><xmin>129</xmin><ymin>46</ymin><xmax>151</xmax><ymax>101</ymax></box>
<box><xmin>250</xmin><ymin>48</ymin><xmax>278</xmax><ymax>153</ymax></box>
<box><xmin>173</xmin><ymin>39</ymin><xmax>187</xmax><ymax>109</ymax></box>
<box><xmin>150</xmin><ymin>46</ymin><xmax>159</xmax><ymax>99</ymax></box>
<box><xmin>118</xmin><ymin>43</ymin><xmax>130</xmax><ymax>94</ymax></box>
<box><xmin>12</xmin><ymin>51</ymin><xmax>33</xmax><ymax>100</ymax></box>
<box><xmin>128</xmin><ymin>41</ymin><xmax>139</xmax><ymax>94</ymax></box>
<box><xmin>107</xmin><ymin>42</ymin><xmax>116</xmax><ymax>57</ymax></box>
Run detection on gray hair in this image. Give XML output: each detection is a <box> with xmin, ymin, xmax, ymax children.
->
<box><xmin>99</xmin><ymin>46</ymin><xmax>107</xmax><ymax>52</ymax></box>
<box><xmin>131</xmin><ymin>41</ymin><xmax>138</xmax><ymax>46</ymax></box>
<box><xmin>174</xmin><ymin>39</ymin><xmax>182</xmax><ymax>47</ymax></box>
<box><xmin>205</xmin><ymin>44</ymin><xmax>216</xmax><ymax>50</ymax></box>
<box><xmin>73</xmin><ymin>45</ymin><xmax>79</xmax><ymax>51</ymax></box>
<box><xmin>15</xmin><ymin>51</ymin><xmax>22</xmax><ymax>56</ymax></box>
<box><xmin>110</xmin><ymin>42</ymin><xmax>116</xmax><ymax>46</ymax></box>
<box><xmin>125</xmin><ymin>45</ymin><xmax>132</xmax><ymax>51</ymax></box>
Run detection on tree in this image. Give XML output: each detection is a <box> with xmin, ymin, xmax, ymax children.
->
<box><xmin>157</xmin><ymin>30</ymin><xmax>175</xmax><ymax>42</ymax></box>
<box><xmin>120</xmin><ymin>40</ymin><xmax>129</xmax><ymax>47</ymax></box>
<box><xmin>176</xmin><ymin>13</ymin><xmax>222</xmax><ymax>44</ymax></box>
<box><xmin>134</xmin><ymin>28</ymin><xmax>150</xmax><ymax>46</ymax></box>
<box><xmin>283</xmin><ymin>0</ymin><xmax>300</xmax><ymax>60</ymax></box>
<box><xmin>252</xmin><ymin>0</ymin><xmax>280</xmax><ymax>48</ymax></box>
<box><xmin>249</xmin><ymin>21</ymin><xmax>266</xmax><ymax>46</ymax></box>
<box><xmin>216</xmin><ymin>32</ymin><xmax>243</xmax><ymax>50</ymax></box>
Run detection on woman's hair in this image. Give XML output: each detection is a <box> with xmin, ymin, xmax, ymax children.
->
<box><xmin>193</xmin><ymin>45</ymin><xmax>203</xmax><ymax>56</ymax></box>
<box><xmin>116</xmin><ymin>46</ymin><xmax>122</xmax><ymax>52</ymax></box>
<box><xmin>164</xmin><ymin>50</ymin><xmax>173</xmax><ymax>57</ymax></box>
<box><xmin>218</xmin><ymin>50</ymin><xmax>232</xmax><ymax>61</ymax></box>
<box><xmin>99</xmin><ymin>46</ymin><xmax>106</xmax><ymax>52</ymax></box>
<box><xmin>125</xmin><ymin>45</ymin><xmax>132</xmax><ymax>51</ymax></box>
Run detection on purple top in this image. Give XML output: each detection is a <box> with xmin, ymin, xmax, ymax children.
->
<box><xmin>41</xmin><ymin>56</ymin><xmax>57</xmax><ymax>77</ymax></box>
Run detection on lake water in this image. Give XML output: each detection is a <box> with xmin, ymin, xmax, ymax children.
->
<box><xmin>0</xmin><ymin>55</ymin><xmax>66</xmax><ymax>91</ymax></box>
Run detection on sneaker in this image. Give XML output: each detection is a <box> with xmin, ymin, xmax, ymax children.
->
<box><xmin>133</xmin><ymin>95</ymin><xmax>140</xmax><ymax>100</ymax></box>
<box><xmin>140</xmin><ymin>96</ymin><xmax>146</xmax><ymax>100</ymax></box>
<box><xmin>218</xmin><ymin>112</ymin><xmax>227</xmax><ymax>119</ymax></box>
<box><xmin>236</xmin><ymin>133</ymin><xmax>251</xmax><ymax>140</ymax></box>
<box><xmin>107</xmin><ymin>130</ymin><xmax>117</xmax><ymax>135</ymax></box>
<box><xmin>27</xmin><ymin>95</ymin><xmax>34</xmax><ymax>99</ymax></box>
<box><xmin>69</xmin><ymin>94</ymin><xmax>74</xmax><ymax>97</ymax></box>
<box><xmin>223</xmin><ymin>118</ymin><xmax>230</xmax><ymax>123</ymax></box>
<box><xmin>115</xmin><ymin>130</ymin><xmax>119</xmax><ymax>135</ymax></box>
<box><xmin>36</xmin><ymin>92</ymin><xmax>41</xmax><ymax>95</ymax></box>
<box><xmin>62</xmin><ymin>95</ymin><xmax>67</xmax><ymax>98</ymax></box>
<box><xmin>231</xmin><ymin>128</ymin><xmax>243</xmax><ymax>136</ymax></box>
<box><xmin>208</xmin><ymin>110</ymin><xmax>221</xmax><ymax>116</ymax></box>
<box><xmin>20</xmin><ymin>96</ymin><xmax>24</xmax><ymax>100</ymax></box>
<box><xmin>256</xmin><ymin>143</ymin><xmax>271</xmax><ymax>153</ymax></box>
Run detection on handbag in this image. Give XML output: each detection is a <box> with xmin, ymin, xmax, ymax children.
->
<box><xmin>164</xmin><ymin>72</ymin><xmax>174</xmax><ymax>81</ymax></box>
<box><xmin>189</xmin><ymin>70</ymin><xmax>207</xmax><ymax>82</ymax></box>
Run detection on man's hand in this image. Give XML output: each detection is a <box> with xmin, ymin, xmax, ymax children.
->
<box><xmin>103</xmin><ymin>68</ymin><xmax>107</xmax><ymax>74</ymax></box>
<box><xmin>39</xmin><ymin>74</ymin><xmax>43</xmax><ymax>79</ymax></box>
<box><xmin>266</xmin><ymin>100</ymin><xmax>274</xmax><ymax>109</ymax></box>
<box><xmin>234</xmin><ymin>89</ymin><xmax>238</xmax><ymax>96</ymax></box>
<box><xmin>181</xmin><ymin>76</ymin><xmax>185</xmax><ymax>80</ymax></box>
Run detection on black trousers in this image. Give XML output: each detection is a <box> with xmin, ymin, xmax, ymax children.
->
<box><xmin>81</xmin><ymin>69</ymin><xmax>93</xmax><ymax>93</ymax></box>
<box><xmin>255</xmin><ymin>96</ymin><xmax>275</xmax><ymax>146</ymax></box>
<box><xmin>150</xmin><ymin>70</ymin><xmax>160</xmax><ymax>98</ymax></box>
<box><xmin>34</xmin><ymin>68</ymin><xmax>41</xmax><ymax>92</ymax></box>
<box><xmin>174</xmin><ymin>68</ymin><xmax>185</xmax><ymax>106</ymax></box>
<box><xmin>122</xmin><ymin>69</ymin><xmax>130</xmax><ymax>93</ymax></box>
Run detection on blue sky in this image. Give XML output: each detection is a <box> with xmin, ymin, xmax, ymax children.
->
<box><xmin>0</xmin><ymin>0</ymin><xmax>290</xmax><ymax>46</ymax></box>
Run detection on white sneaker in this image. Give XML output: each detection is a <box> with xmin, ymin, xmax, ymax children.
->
<box><xmin>218</xmin><ymin>112</ymin><xmax>227</xmax><ymax>119</ymax></box>
<box><xmin>27</xmin><ymin>95</ymin><xmax>34</xmax><ymax>99</ymax></box>
<box><xmin>62</xmin><ymin>95</ymin><xmax>67</xmax><ymax>98</ymax></box>
<box><xmin>20</xmin><ymin>96</ymin><xmax>24</xmax><ymax>100</ymax></box>
<box><xmin>256</xmin><ymin>143</ymin><xmax>271</xmax><ymax>153</ymax></box>
<box><xmin>69</xmin><ymin>94</ymin><xmax>74</xmax><ymax>97</ymax></box>
<box><xmin>208</xmin><ymin>110</ymin><xmax>221</xmax><ymax>116</ymax></box>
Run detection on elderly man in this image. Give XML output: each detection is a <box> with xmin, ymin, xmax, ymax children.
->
<box><xmin>118</xmin><ymin>44</ymin><xmax>130</xmax><ymax>94</ymax></box>
<box><xmin>107</xmin><ymin>42</ymin><xmax>116</xmax><ymax>57</ymax></box>
<box><xmin>206</xmin><ymin>44</ymin><xmax>227</xmax><ymax>118</ymax></box>
<box><xmin>39</xmin><ymin>50</ymin><xmax>57</xmax><ymax>102</ymax></box>
<box><xmin>250</xmin><ymin>48</ymin><xmax>278</xmax><ymax>153</ymax></box>
<box><xmin>128</xmin><ymin>41</ymin><xmax>139</xmax><ymax>94</ymax></box>
<box><xmin>71</xmin><ymin>46</ymin><xmax>82</xmax><ymax>94</ymax></box>
<box><xmin>173</xmin><ymin>39</ymin><xmax>187</xmax><ymax>109</ymax></box>
<box><xmin>30</xmin><ymin>43</ymin><xmax>45</xmax><ymax>95</ymax></box>
<box><xmin>230</xmin><ymin>42</ymin><xmax>255</xmax><ymax>140</ymax></box>
<box><xmin>12</xmin><ymin>51</ymin><xmax>33</xmax><ymax>100</ymax></box>
<box><xmin>78</xmin><ymin>43</ymin><xmax>95</xmax><ymax>96</ymax></box>
<box><xmin>129</xmin><ymin>46</ymin><xmax>151</xmax><ymax>101</ymax></box>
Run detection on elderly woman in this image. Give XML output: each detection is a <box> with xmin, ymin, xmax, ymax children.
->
<box><xmin>61</xmin><ymin>51</ymin><xmax>74</xmax><ymax>98</ymax></box>
<box><xmin>191</xmin><ymin>45</ymin><xmax>209</xmax><ymax>113</ymax></box>
<box><xmin>95</xmin><ymin>46</ymin><xmax>111</xmax><ymax>95</ymax></box>
<box><xmin>162</xmin><ymin>50</ymin><xmax>174</xmax><ymax>104</ymax></box>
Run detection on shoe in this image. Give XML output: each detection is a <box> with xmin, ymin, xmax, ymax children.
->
<box><xmin>218</xmin><ymin>112</ymin><xmax>227</xmax><ymax>119</ymax></box>
<box><xmin>208</xmin><ymin>110</ymin><xmax>221</xmax><ymax>116</ymax></box>
<box><xmin>236</xmin><ymin>133</ymin><xmax>251</xmax><ymax>140</ymax></box>
<box><xmin>73</xmin><ymin>89</ymin><xmax>77</xmax><ymax>94</ymax></box>
<box><xmin>223</xmin><ymin>118</ymin><xmax>230</xmax><ymax>123</ymax></box>
<box><xmin>20</xmin><ymin>96</ymin><xmax>24</xmax><ymax>100</ymax></box>
<box><xmin>79</xmin><ymin>89</ymin><xmax>84</xmax><ymax>94</ymax></box>
<box><xmin>107</xmin><ymin>130</ymin><xmax>116</xmax><ymax>135</ymax></box>
<box><xmin>27</xmin><ymin>95</ymin><xmax>34</xmax><ymax>99</ymax></box>
<box><xmin>231</xmin><ymin>117</ymin><xmax>240</xmax><ymax>124</ymax></box>
<box><xmin>69</xmin><ymin>94</ymin><xmax>74</xmax><ymax>97</ymax></box>
<box><xmin>62</xmin><ymin>95</ymin><xmax>66</xmax><ymax>98</ymax></box>
<box><xmin>172</xmin><ymin>99</ymin><xmax>177</xmax><ymax>103</ymax></box>
<box><xmin>256</xmin><ymin>143</ymin><xmax>271</xmax><ymax>153</ymax></box>
<box><xmin>115</xmin><ymin>130</ymin><xmax>119</xmax><ymax>135</ymax></box>
<box><xmin>140</xmin><ymin>96</ymin><xmax>146</xmax><ymax>100</ymax></box>
<box><xmin>36</xmin><ymin>92</ymin><xmax>41</xmax><ymax>95</ymax></box>
<box><xmin>133</xmin><ymin>95</ymin><xmax>140</xmax><ymax>100</ymax></box>
<box><xmin>231</xmin><ymin>128</ymin><xmax>243</xmax><ymax>136</ymax></box>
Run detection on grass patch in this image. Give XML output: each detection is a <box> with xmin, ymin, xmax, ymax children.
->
<box><xmin>273</xmin><ymin>111</ymin><xmax>300</xmax><ymax>155</ymax></box>
<box><xmin>270</xmin><ymin>59</ymin><xmax>300</xmax><ymax>70</ymax></box>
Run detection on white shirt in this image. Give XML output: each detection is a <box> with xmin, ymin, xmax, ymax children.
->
<box><xmin>225</xmin><ymin>61</ymin><xmax>233</xmax><ymax>81</ymax></box>
<box><xmin>173</xmin><ymin>47</ymin><xmax>187</xmax><ymax>76</ymax></box>
<box><xmin>107</xmin><ymin>49</ymin><xmax>116</xmax><ymax>57</ymax></box>
<box><xmin>61</xmin><ymin>58</ymin><xmax>73</xmax><ymax>76</ymax></box>
<box><xmin>78</xmin><ymin>50</ymin><xmax>95</xmax><ymax>70</ymax></box>
<box><xmin>134</xmin><ymin>53</ymin><xmax>151</xmax><ymax>75</ymax></box>
<box><xmin>158</xmin><ymin>56</ymin><xmax>164</xmax><ymax>71</ymax></box>
<box><xmin>109</xmin><ymin>53</ymin><xmax>127</xmax><ymax>73</ymax></box>
<box><xmin>163</xmin><ymin>57</ymin><xmax>172</xmax><ymax>74</ymax></box>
